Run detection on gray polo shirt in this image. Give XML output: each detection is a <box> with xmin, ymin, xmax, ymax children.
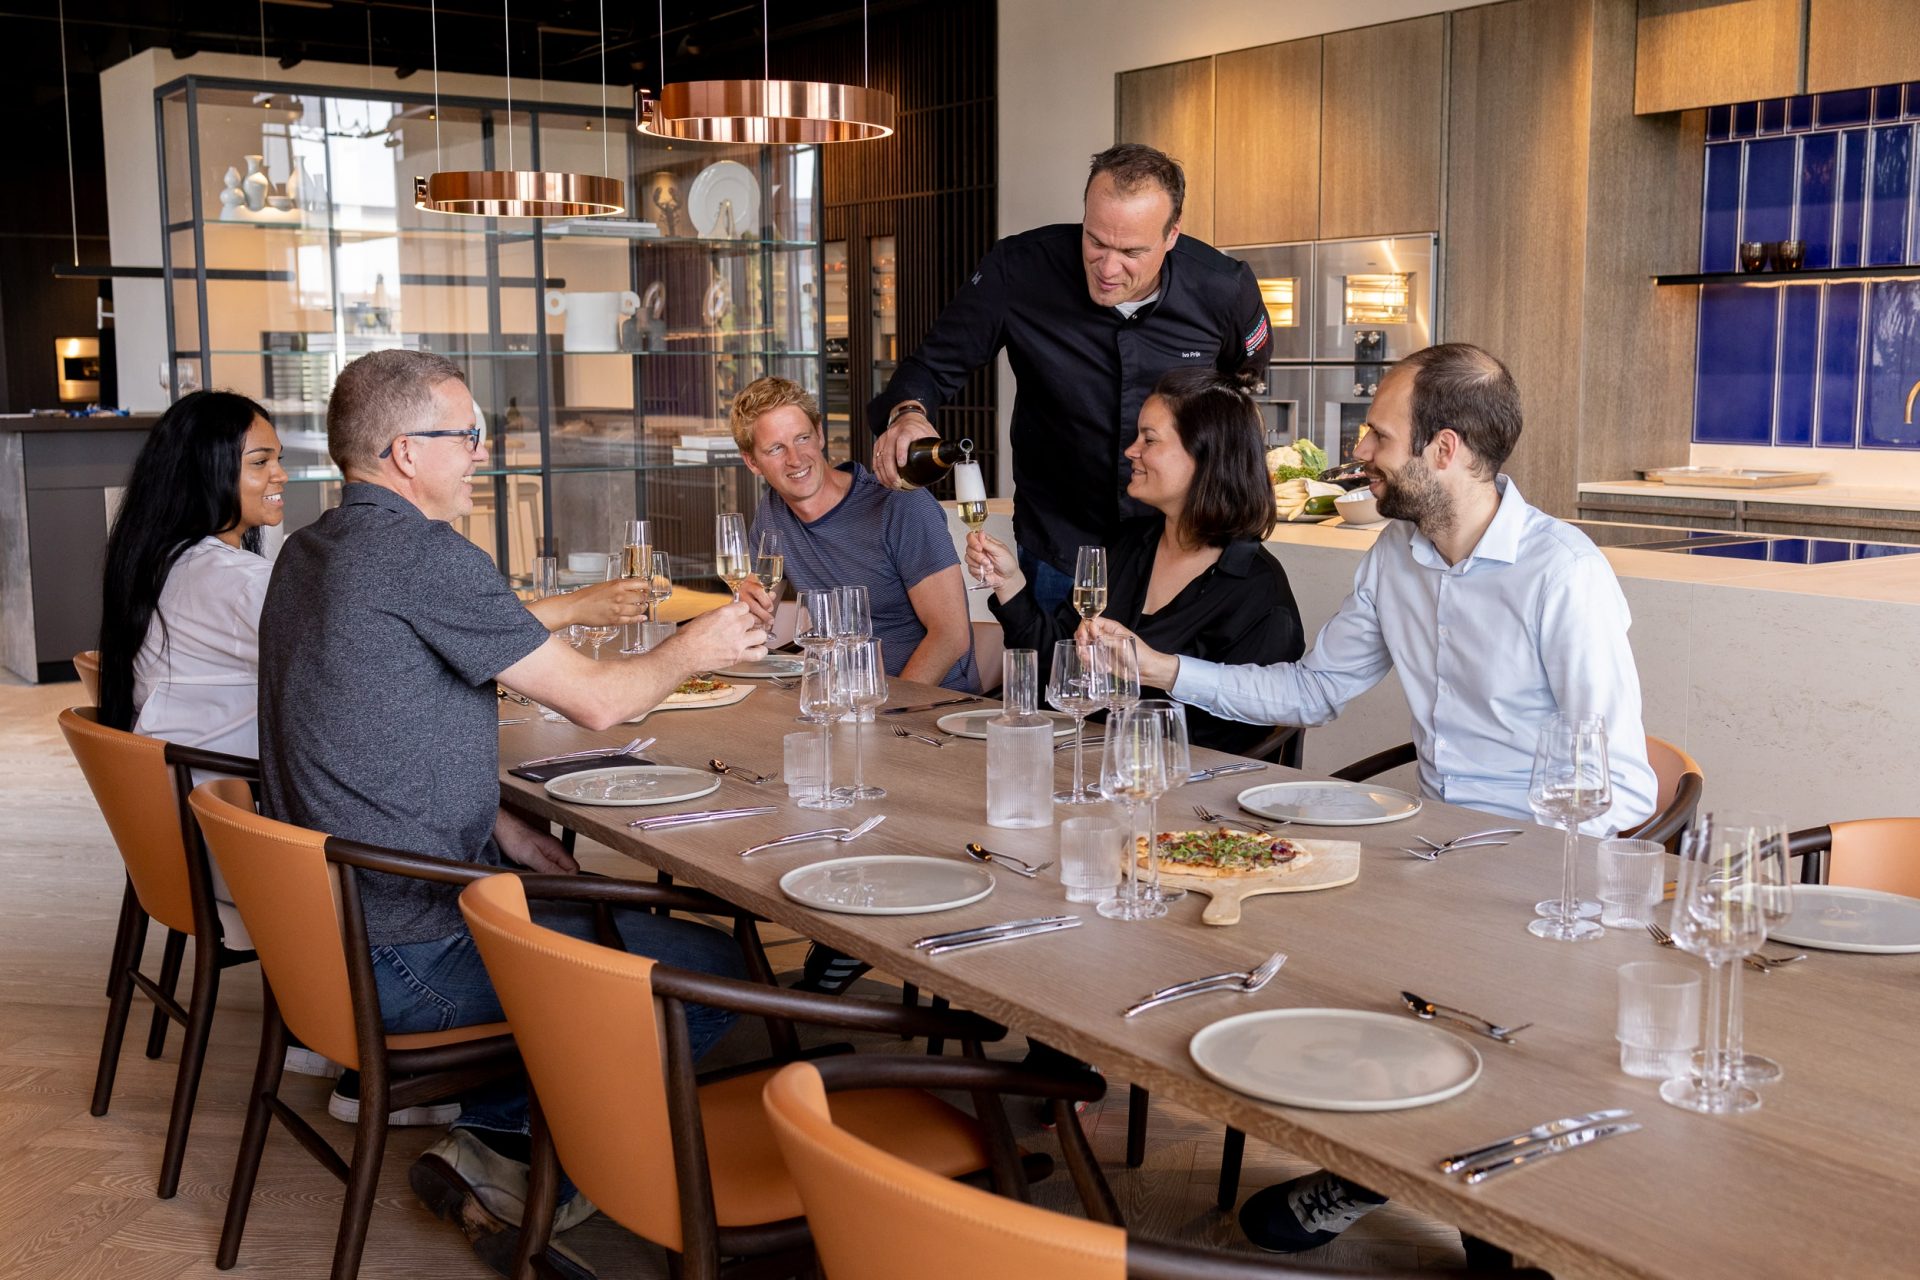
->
<box><xmin>258</xmin><ymin>482</ymin><xmax>550</xmax><ymax>946</ymax></box>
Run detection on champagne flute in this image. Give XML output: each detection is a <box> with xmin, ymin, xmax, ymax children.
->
<box><xmin>836</xmin><ymin>638</ymin><xmax>888</xmax><ymax>800</ymax></box>
<box><xmin>1073</xmin><ymin>545</ymin><xmax>1109</xmax><ymax>621</ymax></box>
<box><xmin>1134</xmin><ymin>698</ymin><xmax>1192</xmax><ymax>906</ymax></box>
<box><xmin>1661</xmin><ymin>813</ymin><xmax>1769</xmax><ymax>1115</ymax></box>
<box><xmin>1526</xmin><ymin>714</ymin><xmax>1611</xmax><ymax>941</ymax></box>
<box><xmin>620</xmin><ymin>519</ymin><xmax>653</xmax><ymax>652</ymax></box>
<box><xmin>1097</xmin><ymin>703</ymin><xmax>1173</xmax><ymax>921</ymax></box>
<box><xmin>796</xmin><ymin>653</ymin><xmax>852</xmax><ymax>811</ymax></box>
<box><xmin>715</xmin><ymin>513</ymin><xmax>753</xmax><ymax>601</ymax></box>
<box><xmin>1048</xmin><ymin>640</ymin><xmax>1104</xmax><ymax>805</ymax></box>
<box><xmin>954</xmin><ymin>460</ymin><xmax>992</xmax><ymax>591</ymax></box>
<box><xmin>754</xmin><ymin>528</ymin><xmax>785</xmax><ymax>603</ymax></box>
<box><xmin>648</xmin><ymin>551</ymin><xmax>674</xmax><ymax>620</ymax></box>
<box><xmin>531</xmin><ymin>556</ymin><xmax>559</xmax><ymax>600</ymax></box>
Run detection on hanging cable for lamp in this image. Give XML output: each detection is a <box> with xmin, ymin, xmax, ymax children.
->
<box><xmin>58</xmin><ymin>0</ymin><xmax>77</xmax><ymax>267</ymax></box>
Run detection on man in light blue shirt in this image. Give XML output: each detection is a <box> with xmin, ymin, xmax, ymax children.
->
<box><xmin>1090</xmin><ymin>341</ymin><xmax>1657</xmax><ymax>1254</ymax></box>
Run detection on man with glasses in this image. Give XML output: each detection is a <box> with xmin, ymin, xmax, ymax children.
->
<box><xmin>257</xmin><ymin>349</ymin><xmax>767</xmax><ymax>1278</ymax></box>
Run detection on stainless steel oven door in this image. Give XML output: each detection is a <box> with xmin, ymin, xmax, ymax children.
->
<box><xmin>1311</xmin><ymin>366</ymin><xmax>1376</xmax><ymax>465</ymax></box>
<box><xmin>1312</xmin><ymin>234</ymin><xmax>1436</xmax><ymax>365</ymax></box>
<box><xmin>1255</xmin><ymin>365</ymin><xmax>1313</xmax><ymax>449</ymax></box>
<box><xmin>1222</xmin><ymin>241</ymin><xmax>1313</xmax><ymax>363</ymax></box>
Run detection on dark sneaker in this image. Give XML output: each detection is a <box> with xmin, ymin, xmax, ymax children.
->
<box><xmin>327</xmin><ymin>1070</ymin><xmax>462</xmax><ymax>1127</ymax></box>
<box><xmin>791</xmin><ymin>943</ymin><xmax>871</xmax><ymax>995</ymax></box>
<box><xmin>409</xmin><ymin>1130</ymin><xmax>598</xmax><ymax>1279</ymax></box>
<box><xmin>1238</xmin><ymin>1170</ymin><xmax>1388</xmax><ymax>1253</ymax></box>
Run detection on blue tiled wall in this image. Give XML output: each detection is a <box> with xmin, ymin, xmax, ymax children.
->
<box><xmin>1694</xmin><ymin>84</ymin><xmax>1920</xmax><ymax>449</ymax></box>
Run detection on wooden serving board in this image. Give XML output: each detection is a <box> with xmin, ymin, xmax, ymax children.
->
<box><xmin>1150</xmin><ymin>839</ymin><xmax>1361</xmax><ymax>926</ymax></box>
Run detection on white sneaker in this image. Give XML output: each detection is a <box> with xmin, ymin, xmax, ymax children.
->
<box><xmin>409</xmin><ymin>1129</ymin><xmax>599</xmax><ymax>1279</ymax></box>
<box><xmin>327</xmin><ymin>1072</ymin><xmax>463</xmax><ymax>1127</ymax></box>
<box><xmin>283</xmin><ymin>1047</ymin><xmax>342</xmax><ymax>1079</ymax></box>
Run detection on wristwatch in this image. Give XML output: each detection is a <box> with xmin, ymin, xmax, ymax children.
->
<box><xmin>886</xmin><ymin>401</ymin><xmax>929</xmax><ymax>428</ymax></box>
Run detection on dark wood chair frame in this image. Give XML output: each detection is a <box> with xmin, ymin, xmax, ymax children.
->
<box><xmin>1790</xmin><ymin>826</ymin><xmax>1836</xmax><ymax>884</ymax></box>
<box><xmin>493</xmin><ymin>874</ymin><xmax>1083</xmax><ymax>1280</ymax></box>
<box><xmin>214</xmin><ymin>838</ymin><xmax>784</xmax><ymax>1280</ymax></box>
<box><xmin>89</xmin><ymin>730</ymin><xmax>261</xmax><ymax>1199</ymax></box>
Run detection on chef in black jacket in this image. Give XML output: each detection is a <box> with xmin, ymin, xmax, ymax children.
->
<box><xmin>871</xmin><ymin>143</ymin><xmax>1272</xmax><ymax>611</ymax></box>
<box><xmin>966</xmin><ymin>366</ymin><xmax>1303</xmax><ymax>755</ymax></box>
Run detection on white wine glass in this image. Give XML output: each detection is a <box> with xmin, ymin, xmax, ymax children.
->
<box><xmin>1097</xmin><ymin>703</ymin><xmax>1174</xmax><ymax>922</ymax></box>
<box><xmin>1702</xmin><ymin>811</ymin><xmax>1792</xmax><ymax>1087</ymax></box>
<box><xmin>754</xmin><ymin>528</ymin><xmax>785</xmax><ymax>603</ymax></box>
<box><xmin>648</xmin><ymin>551</ymin><xmax>674</xmax><ymax>619</ymax></box>
<box><xmin>795</xmin><ymin>588</ymin><xmax>838</xmax><ymax>653</ymax></box>
<box><xmin>1134</xmin><ymin>699</ymin><xmax>1192</xmax><ymax>907</ymax></box>
<box><xmin>1526</xmin><ymin>714</ymin><xmax>1611</xmax><ymax>941</ymax></box>
<box><xmin>836</xmin><ymin>638</ymin><xmax>888</xmax><ymax>800</ymax></box>
<box><xmin>715</xmin><ymin>512</ymin><xmax>753</xmax><ymax>601</ymax></box>
<box><xmin>1048</xmin><ymin>640</ymin><xmax>1105</xmax><ymax>805</ymax></box>
<box><xmin>1073</xmin><ymin>545</ymin><xmax>1109</xmax><ymax>621</ymax></box>
<box><xmin>1661</xmin><ymin>813</ymin><xmax>1769</xmax><ymax>1115</ymax></box>
<box><xmin>796</xmin><ymin>653</ymin><xmax>852</xmax><ymax>811</ymax></box>
<box><xmin>1098</xmin><ymin>632</ymin><xmax>1140</xmax><ymax>715</ymax></box>
<box><xmin>954</xmin><ymin>460</ymin><xmax>992</xmax><ymax>591</ymax></box>
<box><xmin>567</xmin><ymin>562</ymin><xmax>624</xmax><ymax>661</ymax></box>
<box><xmin>832</xmin><ymin>584</ymin><xmax>872</xmax><ymax>646</ymax></box>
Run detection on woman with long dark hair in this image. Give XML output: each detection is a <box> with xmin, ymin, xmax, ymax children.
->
<box><xmin>98</xmin><ymin>391</ymin><xmax>285</xmax><ymax>749</ymax></box>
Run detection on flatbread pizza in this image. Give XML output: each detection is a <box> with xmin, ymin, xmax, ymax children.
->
<box><xmin>1136</xmin><ymin>828</ymin><xmax>1315</xmax><ymax>879</ymax></box>
<box><xmin>673</xmin><ymin>675</ymin><xmax>731</xmax><ymax>697</ymax></box>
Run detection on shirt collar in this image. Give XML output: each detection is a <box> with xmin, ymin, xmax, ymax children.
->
<box><xmin>1408</xmin><ymin>475</ymin><xmax>1527</xmax><ymax>571</ymax></box>
<box><xmin>1215</xmin><ymin>537</ymin><xmax>1266</xmax><ymax>578</ymax></box>
<box><xmin>340</xmin><ymin>481</ymin><xmax>426</xmax><ymax>520</ymax></box>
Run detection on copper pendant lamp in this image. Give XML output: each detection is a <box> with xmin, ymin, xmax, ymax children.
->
<box><xmin>637</xmin><ymin>1</ymin><xmax>894</xmax><ymax>144</ymax></box>
<box><xmin>415</xmin><ymin>0</ymin><xmax>626</xmax><ymax>218</ymax></box>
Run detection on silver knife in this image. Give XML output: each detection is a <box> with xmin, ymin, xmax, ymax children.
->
<box><xmin>1189</xmin><ymin>762</ymin><xmax>1267</xmax><ymax>783</ymax></box>
<box><xmin>879</xmin><ymin>696</ymin><xmax>981</xmax><ymax>716</ymax></box>
<box><xmin>911</xmin><ymin>915</ymin><xmax>1077</xmax><ymax>949</ymax></box>
<box><xmin>628</xmin><ymin>805</ymin><xmax>778</xmax><ymax>830</ymax></box>
<box><xmin>1438</xmin><ymin>1109</ymin><xmax>1634</xmax><ymax>1173</ymax></box>
<box><xmin>922</xmin><ymin>919</ymin><xmax>1082</xmax><ymax>956</ymax></box>
<box><xmin>1459</xmin><ymin>1121</ymin><xmax>1642</xmax><ymax>1184</ymax></box>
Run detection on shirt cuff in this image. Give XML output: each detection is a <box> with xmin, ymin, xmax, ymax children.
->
<box><xmin>1170</xmin><ymin>655</ymin><xmax>1224</xmax><ymax>706</ymax></box>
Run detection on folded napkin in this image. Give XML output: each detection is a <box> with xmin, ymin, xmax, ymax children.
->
<box><xmin>509</xmin><ymin>753</ymin><xmax>652</xmax><ymax>783</ymax></box>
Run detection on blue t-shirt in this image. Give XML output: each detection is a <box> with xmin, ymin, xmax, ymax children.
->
<box><xmin>752</xmin><ymin>462</ymin><xmax>976</xmax><ymax>691</ymax></box>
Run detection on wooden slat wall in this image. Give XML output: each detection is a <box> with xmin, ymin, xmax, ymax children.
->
<box><xmin>1634</xmin><ymin>0</ymin><xmax>1806</xmax><ymax>114</ymax></box>
<box><xmin>1319</xmin><ymin>16</ymin><xmax>1446</xmax><ymax>240</ymax></box>
<box><xmin>1213</xmin><ymin>39</ymin><xmax>1322</xmax><ymax>247</ymax></box>
<box><xmin>1116</xmin><ymin>59</ymin><xmax>1217</xmax><ymax>243</ymax></box>
<box><xmin>1807</xmin><ymin>0</ymin><xmax>1920</xmax><ymax>93</ymax></box>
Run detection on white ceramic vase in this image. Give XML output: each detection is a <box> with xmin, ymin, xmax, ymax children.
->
<box><xmin>241</xmin><ymin>155</ymin><xmax>270</xmax><ymax>212</ymax></box>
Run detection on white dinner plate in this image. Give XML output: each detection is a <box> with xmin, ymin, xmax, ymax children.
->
<box><xmin>1190</xmin><ymin>1009</ymin><xmax>1481</xmax><ymax>1111</ymax></box>
<box><xmin>544</xmin><ymin>765</ymin><xmax>721</xmax><ymax>808</ymax></box>
<box><xmin>687</xmin><ymin>160</ymin><xmax>761</xmax><ymax>238</ymax></box>
<box><xmin>1237</xmin><ymin>780</ymin><xmax>1422</xmax><ymax>826</ymax></box>
<box><xmin>935</xmin><ymin>709</ymin><xmax>1078</xmax><ymax>740</ymax></box>
<box><xmin>1767</xmin><ymin>884</ymin><xmax>1920</xmax><ymax>954</ymax></box>
<box><xmin>714</xmin><ymin>657</ymin><xmax>806</xmax><ymax>679</ymax></box>
<box><xmin>779</xmin><ymin>855</ymin><xmax>995</xmax><ymax>916</ymax></box>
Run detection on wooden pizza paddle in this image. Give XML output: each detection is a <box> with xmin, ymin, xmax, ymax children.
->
<box><xmin>1151</xmin><ymin>839</ymin><xmax>1362</xmax><ymax>926</ymax></box>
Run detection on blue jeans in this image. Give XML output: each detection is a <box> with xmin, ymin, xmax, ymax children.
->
<box><xmin>1019</xmin><ymin>549</ymin><xmax>1075</xmax><ymax>616</ymax></box>
<box><xmin>370</xmin><ymin>901</ymin><xmax>745</xmax><ymax>1139</ymax></box>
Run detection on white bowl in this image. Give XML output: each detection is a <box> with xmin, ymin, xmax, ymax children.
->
<box><xmin>567</xmin><ymin>551</ymin><xmax>611</xmax><ymax>575</ymax></box>
<box><xmin>1334</xmin><ymin>489</ymin><xmax>1383</xmax><ymax>525</ymax></box>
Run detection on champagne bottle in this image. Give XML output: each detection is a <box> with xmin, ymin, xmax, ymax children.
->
<box><xmin>898</xmin><ymin>436</ymin><xmax>974</xmax><ymax>488</ymax></box>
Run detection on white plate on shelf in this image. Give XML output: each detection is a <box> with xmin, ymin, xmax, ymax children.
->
<box><xmin>687</xmin><ymin>161</ymin><xmax>761</xmax><ymax>238</ymax></box>
<box><xmin>935</xmin><ymin>709</ymin><xmax>1077</xmax><ymax>740</ymax></box>
<box><xmin>779</xmin><ymin>855</ymin><xmax>995</xmax><ymax>916</ymax></box>
<box><xmin>544</xmin><ymin>765</ymin><xmax>720</xmax><ymax>807</ymax></box>
<box><xmin>1190</xmin><ymin>1009</ymin><xmax>1481</xmax><ymax>1111</ymax></box>
<box><xmin>1237</xmin><ymin>780</ymin><xmax>1422</xmax><ymax>826</ymax></box>
<box><xmin>714</xmin><ymin>657</ymin><xmax>806</xmax><ymax>679</ymax></box>
<box><xmin>1767</xmin><ymin>884</ymin><xmax>1920</xmax><ymax>953</ymax></box>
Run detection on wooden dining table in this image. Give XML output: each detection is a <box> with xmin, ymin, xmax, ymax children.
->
<box><xmin>499</xmin><ymin>674</ymin><xmax>1920</xmax><ymax>1280</ymax></box>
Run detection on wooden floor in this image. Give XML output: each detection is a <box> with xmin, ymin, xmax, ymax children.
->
<box><xmin>0</xmin><ymin>672</ymin><xmax>1469</xmax><ymax>1277</ymax></box>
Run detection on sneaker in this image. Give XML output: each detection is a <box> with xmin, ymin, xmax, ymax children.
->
<box><xmin>791</xmin><ymin>943</ymin><xmax>871</xmax><ymax>995</ymax></box>
<box><xmin>283</xmin><ymin>1046</ymin><xmax>342</xmax><ymax>1079</ymax></box>
<box><xmin>409</xmin><ymin>1130</ymin><xmax>598</xmax><ymax>1279</ymax></box>
<box><xmin>327</xmin><ymin>1070</ymin><xmax>462</xmax><ymax>1127</ymax></box>
<box><xmin>1238</xmin><ymin>1170</ymin><xmax>1388</xmax><ymax>1253</ymax></box>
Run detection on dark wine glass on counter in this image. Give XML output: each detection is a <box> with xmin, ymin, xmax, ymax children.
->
<box><xmin>1774</xmin><ymin>240</ymin><xmax>1805</xmax><ymax>271</ymax></box>
<box><xmin>1738</xmin><ymin>241</ymin><xmax>1767</xmax><ymax>273</ymax></box>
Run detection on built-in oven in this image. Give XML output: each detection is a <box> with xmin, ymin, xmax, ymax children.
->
<box><xmin>1220</xmin><ymin>241</ymin><xmax>1314</xmax><ymax>363</ymax></box>
<box><xmin>1256</xmin><ymin>365</ymin><xmax>1312</xmax><ymax>450</ymax></box>
<box><xmin>1310</xmin><ymin>367</ymin><xmax>1376</xmax><ymax>466</ymax></box>
<box><xmin>1312</xmin><ymin>234</ymin><xmax>1436</xmax><ymax>366</ymax></box>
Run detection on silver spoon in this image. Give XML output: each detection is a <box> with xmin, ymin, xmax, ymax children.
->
<box><xmin>962</xmin><ymin>842</ymin><xmax>1054</xmax><ymax>878</ymax></box>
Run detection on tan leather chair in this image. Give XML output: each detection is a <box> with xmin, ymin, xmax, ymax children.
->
<box><xmin>763</xmin><ymin>1057</ymin><xmax>1538</xmax><ymax>1280</ymax></box>
<box><xmin>1792</xmin><ymin>818</ymin><xmax>1920</xmax><ymax>898</ymax></box>
<box><xmin>58</xmin><ymin>706</ymin><xmax>258</xmax><ymax>1199</ymax></box>
<box><xmin>457</xmin><ymin>871</ymin><xmax>1077</xmax><ymax>1280</ymax></box>
<box><xmin>73</xmin><ymin>649</ymin><xmax>102</xmax><ymax>703</ymax></box>
<box><xmin>187</xmin><ymin>779</ymin><xmax>525</xmax><ymax>1280</ymax></box>
<box><xmin>973</xmin><ymin>619</ymin><xmax>1005</xmax><ymax>693</ymax></box>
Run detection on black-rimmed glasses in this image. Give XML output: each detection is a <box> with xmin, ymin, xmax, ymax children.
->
<box><xmin>378</xmin><ymin>426</ymin><xmax>483</xmax><ymax>458</ymax></box>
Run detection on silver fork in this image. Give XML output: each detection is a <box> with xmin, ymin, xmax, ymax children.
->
<box><xmin>1648</xmin><ymin>921</ymin><xmax>1794</xmax><ymax>972</ymax></box>
<box><xmin>1190</xmin><ymin>803</ymin><xmax>1280</xmax><ymax>832</ymax></box>
<box><xmin>890</xmin><ymin>726</ymin><xmax>945</xmax><ymax>749</ymax></box>
<box><xmin>1123</xmin><ymin>951</ymin><xmax>1287</xmax><ymax>1017</ymax></box>
<box><xmin>738</xmin><ymin>814</ymin><xmax>885</xmax><ymax>857</ymax></box>
<box><xmin>769</xmin><ymin>675</ymin><xmax>799</xmax><ymax>690</ymax></box>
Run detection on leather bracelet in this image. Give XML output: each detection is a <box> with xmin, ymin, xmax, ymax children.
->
<box><xmin>886</xmin><ymin>402</ymin><xmax>928</xmax><ymax>427</ymax></box>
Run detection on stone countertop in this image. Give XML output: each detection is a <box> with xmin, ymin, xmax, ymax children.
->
<box><xmin>1576</xmin><ymin>478</ymin><xmax>1920</xmax><ymax>512</ymax></box>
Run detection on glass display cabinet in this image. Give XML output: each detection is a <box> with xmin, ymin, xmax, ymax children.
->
<box><xmin>155</xmin><ymin>74</ymin><xmax>824</xmax><ymax>580</ymax></box>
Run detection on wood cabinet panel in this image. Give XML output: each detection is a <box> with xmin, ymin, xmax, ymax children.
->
<box><xmin>1319</xmin><ymin>16</ymin><xmax>1445</xmax><ymax>240</ymax></box>
<box><xmin>1116</xmin><ymin>58</ymin><xmax>1215</xmax><ymax>243</ymax></box>
<box><xmin>1808</xmin><ymin>0</ymin><xmax>1920</xmax><ymax>93</ymax></box>
<box><xmin>1634</xmin><ymin>0</ymin><xmax>1805</xmax><ymax>114</ymax></box>
<box><xmin>1213</xmin><ymin>39</ymin><xmax>1321</xmax><ymax>247</ymax></box>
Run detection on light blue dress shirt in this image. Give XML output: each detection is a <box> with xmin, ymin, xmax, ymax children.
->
<box><xmin>1172</xmin><ymin>478</ymin><xmax>1657</xmax><ymax>834</ymax></box>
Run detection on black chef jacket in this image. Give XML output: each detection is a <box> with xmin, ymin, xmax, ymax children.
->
<box><xmin>870</xmin><ymin>224</ymin><xmax>1271</xmax><ymax>576</ymax></box>
<box><xmin>986</xmin><ymin>516</ymin><xmax>1305</xmax><ymax>755</ymax></box>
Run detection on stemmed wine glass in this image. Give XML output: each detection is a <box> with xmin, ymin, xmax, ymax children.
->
<box><xmin>1048</xmin><ymin>639</ymin><xmax>1104</xmax><ymax>805</ymax></box>
<box><xmin>836</xmin><ymin>638</ymin><xmax>888</xmax><ymax>800</ymax></box>
<box><xmin>793</xmin><ymin>590</ymin><xmax>839</xmax><ymax>721</ymax></box>
<box><xmin>954</xmin><ymin>460</ymin><xmax>992</xmax><ymax>591</ymax></box>
<box><xmin>1073</xmin><ymin>545</ymin><xmax>1109</xmax><ymax>621</ymax></box>
<box><xmin>567</xmin><ymin>563</ymin><xmax>623</xmax><ymax>661</ymax></box>
<box><xmin>1702</xmin><ymin>812</ymin><xmax>1792</xmax><ymax>1086</ymax></box>
<box><xmin>620</xmin><ymin>518</ymin><xmax>653</xmax><ymax>652</ymax></box>
<box><xmin>796</xmin><ymin>652</ymin><xmax>853</xmax><ymax>811</ymax></box>
<box><xmin>715</xmin><ymin>513</ymin><xmax>753</xmax><ymax>600</ymax></box>
<box><xmin>1661</xmin><ymin>812</ymin><xmax>1771</xmax><ymax>1115</ymax></box>
<box><xmin>647</xmin><ymin>551</ymin><xmax>674</xmax><ymax>621</ymax></box>
<box><xmin>1097</xmin><ymin>632</ymin><xmax>1140</xmax><ymax>717</ymax></box>
<box><xmin>832</xmin><ymin>585</ymin><xmax>874</xmax><ymax>720</ymax></box>
<box><xmin>1135</xmin><ymin>698</ymin><xmax>1192</xmax><ymax>906</ymax></box>
<box><xmin>1527</xmin><ymin>714</ymin><xmax>1611</xmax><ymax>941</ymax></box>
<box><xmin>754</xmin><ymin>529</ymin><xmax>785</xmax><ymax>603</ymax></box>
<box><xmin>1097</xmin><ymin>701</ymin><xmax>1187</xmax><ymax>922</ymax></box>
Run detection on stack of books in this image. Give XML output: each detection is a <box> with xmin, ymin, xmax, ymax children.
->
<box><xmin>672</xmin><ymin>433</ymin><xmax>743</xmax><ymax>464</ymax></box>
